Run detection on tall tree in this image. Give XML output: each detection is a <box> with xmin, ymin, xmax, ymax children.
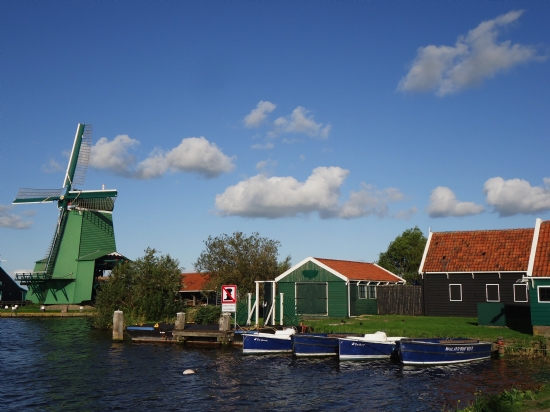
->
<box><xmin>194</xmin><ymin>232</ymin><xmax>291</xmax><ymax>294</ymax></box>
<box><xmin>377</xmin><ymin>227</ymin><xmax>427</xmax><ymax>284</ymax></box>
<box><xmin>93</xmin><ymin>248</ymin><xmax>184</xmax><ymax>328</ymax></box>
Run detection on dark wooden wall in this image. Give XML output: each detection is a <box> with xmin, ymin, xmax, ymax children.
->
<box><xmin>377</xmin><ymin>285</ymin><xmax>423</xmax><ymax>316</ymax></box>
<box><xmin>423</xmin><ymin>272</ymin><xmax>528</xmax><ymax>317</ymax></box>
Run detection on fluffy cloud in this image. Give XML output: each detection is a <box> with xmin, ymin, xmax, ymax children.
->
<box><xmin>427</xmin><ymin>186</ymin><xmax>485</xmax><ymax>217</ymax></box>
<box><xmin>339</xmin><ymin>184</ymin><xmax>406</xmax><ymax>219</ymax></box>
<box><xmin>0</xmin><ymin>205</ymin><xmax>33</xmax><ymax>229</ymax></box>
<box><xmin>90</xmin><ymin>135</ymin><xmax>235</xmax><ymax>179</ymax></box>
<box><xmin>398</xmin><ymin>10</ymin><xmax>546</xmax><ymax>96</ymax></box>
<box><xmin>215</xmin><ymin>167</ymin><xmax>408</xmax><ymax>219</ymax></box>
<box><xmin>244</xmin><ymin>101</ymin><xmax>277</xmax><ymax>128</ymax></box>
<box><xmin>484</xmin><ymin>177</ymin><xmax>550</xmax><ymax>216</ymax></box>
<box><xmin>273</xmin><ymin>107</ymin><xmax>331</xmax><ymax>138</ymax></box>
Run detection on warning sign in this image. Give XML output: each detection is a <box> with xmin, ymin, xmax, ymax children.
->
<box><xmin>221</xmin><ymin>285</ymin><xmax>237</xmax><ymax>312</ymax></box>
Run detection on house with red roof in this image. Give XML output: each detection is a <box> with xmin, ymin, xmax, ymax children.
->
<box><xmin>179</xmin><ymin>272</ymin><xmax>215</xmax><ymax>306</ymax></box>
<box><xmin>274</xmin><ymin>257</ymin><xmax>405</xmax><ymax>318</ymax></box>
<box><xmin>419</xmin><ymin>218</ymin><xmax>550</xmax><ymax>335</ymax></box>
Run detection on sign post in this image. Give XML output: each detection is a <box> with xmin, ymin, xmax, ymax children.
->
<box><xmin>221</xmin><ymin>285</ymin><xmax>237</xmax><ymax>313</ymax></box>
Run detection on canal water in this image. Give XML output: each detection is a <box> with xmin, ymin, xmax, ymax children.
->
<box><xmin>1</xmin><ymin>318</ymin><xmax>549</xmax><ymax>411</ymax></box>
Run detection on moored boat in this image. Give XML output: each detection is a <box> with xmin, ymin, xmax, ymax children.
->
<box><xmin>338</xmin><ymin>331</ymin><xmax>406</xmax><ymax>360</ymax></box>
<box><xmin>397</xmin><ymin>338</ymin><xmax>493</xmax><ymax>365</ymax></box>
<box><xmin>293</xmin><ymin>333</ymin><xmax>363</xmax><ymax>357</ymax></box>
<box><xmin>242</xmin><ymin>328</ymin><xmax>296</xmax><ymax>354</ymax></box>
<box><xmin>126</xmin><ymin>323</ymin><xmax>174</xmax><ymax>341</ymax></box>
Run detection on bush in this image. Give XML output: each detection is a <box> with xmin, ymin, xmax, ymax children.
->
<box><xmin>192</xmin><ymin>305</ymin><xmax>222</xmax><ymax>324</ymax></box>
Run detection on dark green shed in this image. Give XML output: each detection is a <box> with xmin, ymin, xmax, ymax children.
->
<box><xmin>274</xmin><ymin>257</ymin><xmax>405</xmax><ymax>319</ymax></box>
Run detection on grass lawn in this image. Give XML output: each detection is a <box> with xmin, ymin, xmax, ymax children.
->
<box><xmin>304</xmin><ymin>315</ymin><xmax>543</xmax><ymax>348</ymax></box>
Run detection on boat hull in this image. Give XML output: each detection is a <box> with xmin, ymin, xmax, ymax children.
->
<box><xmin>338</xmin><ymin>338</ymin><xmax>398</xmax><ymax>360</ymax></box>
<box><xmin>242</xmin><ymin>333</ymin><xmax>293</xmax><ymax>354</ymax></box>
<box><xmin>397</xmin><ymin>338</ymin><xmax>493</xmax><ymax>365</ymax></box>
<box><xmin>293</xmin><ymin>334</ymin><xmax>337</xmax><ymax>357</ymax></box>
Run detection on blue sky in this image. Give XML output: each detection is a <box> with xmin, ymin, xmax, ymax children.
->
<box><xmin>1</xmin><ymin>1</ymin><xmax>549</xmax><ymax>277</ymax></box>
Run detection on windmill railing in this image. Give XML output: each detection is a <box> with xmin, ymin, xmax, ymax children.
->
<box><xmin>15</xmin><ymin>271</ymin><xmax>51</xmax><ymax>285</ymax></box>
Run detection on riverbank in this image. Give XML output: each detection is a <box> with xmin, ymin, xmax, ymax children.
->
<box><xmin>456</xmin><ymin>382</ymin><xmax>550</xmax><ymax>411</ymax></box>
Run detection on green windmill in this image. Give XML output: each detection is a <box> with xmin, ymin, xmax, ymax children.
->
<box><xmin>13</xmin><ymin>124</ymin><xmax>126</xmax><ymax>305</ymax></box>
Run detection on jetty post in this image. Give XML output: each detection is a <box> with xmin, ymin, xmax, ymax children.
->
<box><xmin>175</xmin><ymin>312</ymin><xmax>186</xmax><ymax>330</ymax></box>
<box><xmin>113</xmin><ymin>310</ymin><xmax>124</xmax><ymax>341</ymax></box>
<box><xmin>219</xmin><ymin>312</ymin><xmax>231</xmax><ymax>331</ymax></box>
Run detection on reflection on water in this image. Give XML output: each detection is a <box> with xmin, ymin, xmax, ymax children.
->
<box><xmin>0</xmin><ymin>318</ymin><xmax>549</xmax><ymax>411</ymax></box>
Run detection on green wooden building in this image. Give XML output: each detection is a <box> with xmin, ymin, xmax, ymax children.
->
<box><xmin>274</xmin><ymin>257</ymin><xmax>405</xmax><ymax>319</ymax></box>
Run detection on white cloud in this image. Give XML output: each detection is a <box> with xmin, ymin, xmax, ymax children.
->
<box><xmin>273</xmin><ymin>107</ymin><xmax>331</xmax><ymax>138</ymax></box>
<box><xmin>42</xmin><ymin>158</ymin><xmax>64</xmax><ymax>173</ymax></box>
<box><xmin>251</xmin><ymin>142</ymin><xmax>274</xmax><ymax>150</ymax></box>
<box><xmin>90</xmin><ymin>134</ymin><xmax>139</xmax><ymax>177</ymax></box>
<box><xmin>339</xmin><ymin>184</ymin><xmax>406</xmax><ymax>219</ymax></box>
<box><xmin>0</xmin><ymin>205</ymin><xmax>33</xmax><ymax>229</ymax></box>
<box><xmin>484</xmin><ymin>177</ymin><xmax>550</xmax><ymax>216</ymax></box>
<box><xmin>244</xmin><ymin>101</ymin><xmax>276</xmax><ymax>128</ymax></box>
<box><xmin>215</xmin><ymin>167</ymin><xmax>408</xmax><ymax>219</ymax></box>
<box><xmin>398</xmin><ymin>10</ymin><xmax>546</xmax><ymax>96</ymax></box>
<box><xmin>256</xmin><ymin>159</ymin><xmax>277</xmax><ymax>176</ymax></box>
<box><xmin>90</xmin><ymin>135</ymin><xmax>235</xmax><ymax>179</ymax></box>
<box><xmin>427</xmin><ymin>186</ymin><xmax>485</xmax><ymax>217</ymax></box>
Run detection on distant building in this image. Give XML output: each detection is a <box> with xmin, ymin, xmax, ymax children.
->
<box><xmin>179</xmin><ymin>272</ymin><xmax>215</xmax><ymax>306</ymax></box>
<box><xmin>0</xmin><ymin>266</ymin><xmax>27</xmax><ymax>304</ymax></box>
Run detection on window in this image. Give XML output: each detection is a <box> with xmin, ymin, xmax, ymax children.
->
<box><xmin>486</xmin><ymin>284</ymin><xmax>500</xmax><ymax>302</ymax></box>
<box><xmin>449</xmin><ymin>284</ymin><xmax>462</xmax><ymax>301</ymax></box>
<box><xmin>514</xmin><ymin>284</ymin><xmax>528</xmax><ymax>302</ymax></box>
<box><xmin>358</xmin><ymin>285</ymin><xmax>367</xmax><ymax>299</ymax></box>
<box><xmin>538</xmin><ymin>286</ymin><xmax>550</xmax><ymax>303</ymax></box>
<box><xmin>368</xmin><ymin>286</ymin><xmax>377</xmax><ymax>299</ymax></box>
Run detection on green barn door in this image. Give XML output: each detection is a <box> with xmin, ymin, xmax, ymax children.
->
<box><xmin>296</xmin><ymin>282</ymin><xmax>327</xmax><ymax>315</ymax></box>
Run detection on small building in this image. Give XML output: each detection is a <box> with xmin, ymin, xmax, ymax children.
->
<box><xmin>420</xmin><ymin>218</ymin><xmax>550</xmax><ymax>334</ymax></box>
<box><xmin>179</xmin><ymin>272</ymin><xmax>215</xmax><ymax>306</ymax></box>
<box><xmin>0</xmin><ymin>266</ymin><xmax>27</xmax><ymax>304</ymax></box>
<box><xmin>274</xmin><ymin>257</ymin><xmax>405</xmax><ymax>318</ymax></box>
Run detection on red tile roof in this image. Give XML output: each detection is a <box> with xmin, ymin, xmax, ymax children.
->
<box><xmin>180</xmin><ymin>272</ymin><xmax>211</xmax><ymax>291</ymax></box>
<box><xmin>421</xmin><ymin>228</ymin><xmax>534</xmax><ymax>273</ymax></box>
<box><xmin>533</xmin><ymin>220</ymin><xmax>550</xmax><ymax>277</ymax></box>
<box><xmin>314</xmin><ymin>258</ymin><xmax>403</xmax><ymax>282</ymax></box>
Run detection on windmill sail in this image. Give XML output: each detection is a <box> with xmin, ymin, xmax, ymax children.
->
<box><xmin>64</xmin><ymin>123</ymin><xmax>92</xmax><ymax>190</ymax></box>
<box><xmin>13</xmin><ymin>188</ymin><xmax>65</xmax><ymax>204</ymax></box>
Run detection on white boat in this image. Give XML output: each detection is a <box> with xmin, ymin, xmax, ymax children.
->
<box><xmin>339</xmin><ymin>331</ymin><xmax>406</xmax><ymax>360</ymax></box>
<box><xmin>242</xmin><ymin>328</ymin><xmax>296</xmax><ymax>354</ymax></box>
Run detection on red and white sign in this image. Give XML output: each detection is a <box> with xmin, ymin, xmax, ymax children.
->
<box><xmin>221</xmin><ymin>285</ymin><xmax>237</xmax><ymax>312</ymax></box>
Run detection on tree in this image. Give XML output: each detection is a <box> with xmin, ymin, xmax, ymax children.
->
<box><xmin>194</xmin><ymin>232</ymin><xmax>291</xmax><ymax>294</ymax></box>
<box><xmin>377</xmin><ymin>227</ymin><xmax>427</xmax><ymax>284</ymax></box>
<box><xmin>93</xmin><ymin>248</ymin><xmax>184</xmax><ymax>328</ymax></box>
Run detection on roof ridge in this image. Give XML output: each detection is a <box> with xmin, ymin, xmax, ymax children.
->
<box><xmin>314</xmin><ymin>257</ymin><xmax>373</xmax><ymax>264</ymax></box>
<box><xmin>434</xmin><ymin>228</ymin><xmax>534</xmax><ymax>234</ymax></box>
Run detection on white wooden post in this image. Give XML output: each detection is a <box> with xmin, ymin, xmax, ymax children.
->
<box><xmin>280</xmin><ymin>292</ymin><xmax>284</xmax><ymax>326</ymax></box>
<box><xmin>247</xmin><ymin>293</ymin><xmax>252</xmax><ymax>325</ymax></box>
<box><xmin>255</xmin><ymin>281</ymin><xmax>260</xmax><ymax>326</ymax></box>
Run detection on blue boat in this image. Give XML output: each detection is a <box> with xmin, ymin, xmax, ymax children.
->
<box><xmin>338</xmin><ymin>331</ymin><xmax>406</xmax><ymax>360</ymax></box>
<box><xmin>397</xmin><ymin>338</ymin><xmax>493</xmax><ymax>365</ymax></box>
<box><xmin>242</xmin><ymin>328</ymin><xmax>295</xmax><ymax>354</ymax></box>
<box><xmin>293</xmin><ymin>334</ymin><xmax>336</xmax><ymax>357</ymax></box>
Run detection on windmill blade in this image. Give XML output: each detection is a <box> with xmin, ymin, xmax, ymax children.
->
<box><xmin>13</xmin><ymin>188</ymin><xmax>64</xmax><ymax>204</ymax></box>
<box><xmin>63</xmin><ymin>124</ymin><xmax>92</xmax><ymax>190</ymax></box>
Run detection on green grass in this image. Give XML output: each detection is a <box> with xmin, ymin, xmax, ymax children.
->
<box><xmin>456</xmin><ymin>383</ymin><xmax>550</xmax><ymax>412</ymax></box>
<box><xmin>304</xmin><ymin>315</ymin><xmax>542</xmax><ymax>347</ymax></box>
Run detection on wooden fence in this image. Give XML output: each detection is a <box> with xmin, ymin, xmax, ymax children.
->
<box><xmin>376</xmin><ymin>285</ymin><xmax>423</xmax><ymax>316</ymax></box>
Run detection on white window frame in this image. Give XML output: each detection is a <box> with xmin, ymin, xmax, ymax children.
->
<box><xmin>449</xmin><ymin>284</ymin><xmax>462</xmax><ymax>301</ymax></box>
<box><xmin>537</xmin><ymin>286</ymin><xmax>550</xmax><ymax>303</ymax></box>
<box><xmin>486</xmin><ymin>284</ymin><xmax>500</xmax><ymax>302</ymax></box>
<box><xmin>358</xmin><ymin>285</ymin><xmax>367</xmax><ymax>299</ymax></box>
<box><xmin>368</xmin><ymin>285</ymin><xmax>377</xmax><ymax>299</ymax></box>
<box><xmin>513</xmin><ymin>284</ymin><xmax>528</xmax><ymax>303</ymax></box>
